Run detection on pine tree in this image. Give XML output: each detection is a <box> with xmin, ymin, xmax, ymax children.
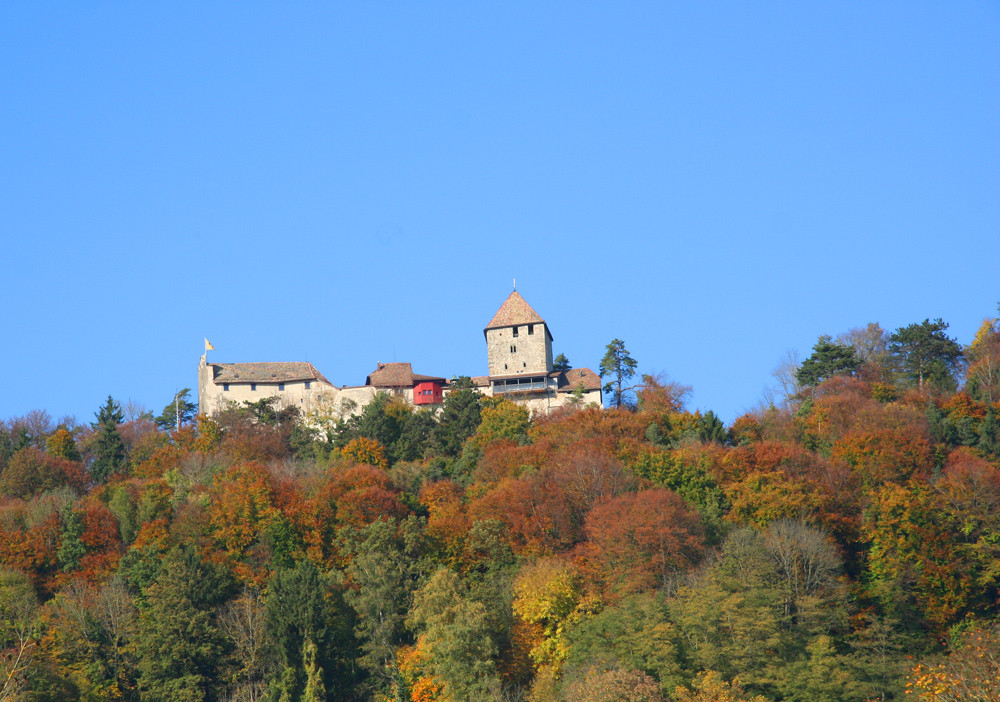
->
<box><xmin>599</xmin><ymin>339</ymin><xmax>638</xmax><ymax>408</ymax></box>
<box><xmin>90</xmin><ymin>396</ymin><xmax>126</xmax><ymax>484</ymax></box>
<box><xmin>155</xmin><ymin>389</ymin><xmax>197</xmax><ymax>431</ymax></box>
<box><xmin>135</xmin><ymin>546</ymin><xmax>233</xmax><ymax>702</ymax></box>
<box><xmin>796</xmin><ymin>336</ymin><xmax>860</xmax><ymax>388</ymax></box>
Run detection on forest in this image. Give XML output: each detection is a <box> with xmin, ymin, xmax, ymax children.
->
<box><xmin>2</xmin><ymin>313</ymin><xmax>1000</xmax><ymax>702</ymax></box>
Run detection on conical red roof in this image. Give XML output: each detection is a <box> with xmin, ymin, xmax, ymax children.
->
<box><xmin>485</xmin><ymin>291</ymin><xmax>545</xmax><ymax>330</ymax></box>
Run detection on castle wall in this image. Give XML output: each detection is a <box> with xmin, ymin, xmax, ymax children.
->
<box><xmin>486</xmin><ymin>324</ymin><xmax>552</xmax><ymax>376</ymax></box>
<box><xmin>478</xmin><ymin>380</ymin><xmax>603</xmax><ymax>414</ymax></box>
<box><xmin>198</xmin><ymin>374</ymin><xmax>338</xmax><ymax>417</ymax></box>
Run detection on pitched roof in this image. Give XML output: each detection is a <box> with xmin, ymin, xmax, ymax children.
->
<box><xmin>366</xmin><ymin>362</ymin><xmax>445</xmax><ymax>388</ymax></box>
<box><xmin>211</xmin><ymin>362</ymin><xmax>332</xmax><ymax>386</ymax></box>
<box><xmin>553</xmin><ymin>367</ymin><xmax>603</xmax><ymax>392</ymax></box>
<box><xmin>485</xmin><ymin>291</ymin><xmax>546</xmax><ymax>331</ymax></box>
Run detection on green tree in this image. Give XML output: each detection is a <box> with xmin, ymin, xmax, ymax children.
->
<box><xmin>155</xmin><ymin>389</ymin><xmax>198</xmax><ymax>431</ymax></box>
<box><xmin>407</xmin><ymin>567</ymin><xmax>500</xmax><ymax>700</ymax></box>
<box><xmin>553</xmin><ymin>354</ymin><xmax>571</xmax><ymax>371</ymax></box>
<box><xmin>0</xmin><ymin>570</ymin><xmax>39</xmax><ymax>702</ymax></box>
<box><xmin>342</xmin><ymin>517</ymin><xmax>432</xmax><ymax>700</ymax></box>
<box><xmin>391</xmin><ymin>409</ymin><xmax>438</xmax><ymax>463</ymax></box>
<box><xmin>672</xmin><ymin>523</ymin><xmax>849</xmax><ymax>699</ymax></box>
<box><xmin>696</xmin><ymin>410</ymin><xmax>727</xmax><ymax>444</ymax></box>
<box><xmin>352</xmin><ymin>392</ymin><xmax>410</xmax><ymax>454</ymax></box>
<box><xmin>264</xmin><ymin>560</ymin><xmax>353</xmax><ymax>701</ymax></box>
<box><xmin>91</xmin><ymin>395</ymin><xmax>127</xmax><ymax>483</ymax></box>
<box><xmin>135</xmin><ymin>546</ymin><xmax>234</xmax><ymax>702</ymax></box>
<box><xmin>430</xmin><ymin>378</ymin><xmax>483</xmax><ymax>457</ymax></box>
<box><xmin>796</xmin><ymin>336</ymin><xmax>860</xmax><ymax>388</ymax></box>
<box><xmin>57</xmin><ymin>504</ymin><xmax>86</xmax><ymax>573</ymax></box>
<box><xmin>599</xmin><ymin>339</ymin><xmax>638</xmax><ymax>409</ymax></box>
<box><xmin>562</xmin><ymin>593</ymin><xmax>684</xmax><ymax>696</ymax></box>
<box><xmin>889</xmin><ymin>319</ymin><xmax>963</xmax><ymax>391</ymax></box>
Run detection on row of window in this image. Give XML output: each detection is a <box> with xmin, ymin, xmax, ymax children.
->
<box><xmin>511</xmin><ymin>324</ymin><xmax>535</xmax><ymax>338</ymax></box>
<box><xmin>222</xmin><ymin>381</ymin><xmax>312</xmax><ymax>392</ymax></box>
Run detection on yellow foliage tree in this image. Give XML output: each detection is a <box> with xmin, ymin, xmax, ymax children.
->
<box><xmin>341</xmin><ymin>437</ymin><xmax>388</xmax><ymax>469</ymax></box>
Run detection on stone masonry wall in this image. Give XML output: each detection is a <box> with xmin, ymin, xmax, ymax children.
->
<box><xmin>486</xmin><ymin>324</ymin><xmax>552</xmax><ymax>376</ymax></box>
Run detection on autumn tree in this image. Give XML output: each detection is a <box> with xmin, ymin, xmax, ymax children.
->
<box><xmin>578</xmin><ymin>488</ymin><xmax>704</xmax><ymax>597</ymax></box>
<box><xmin>966</xmin><ymin>315</ymin><xmax>1000</xmax><ymax>404</ymax></box>
<box><xmin>45</xmin><ymin>427</ymin><xmax>81</xmax><ymax>462</ymax></box>
<box><xmin>674</xmin><ymin>671</ymin><xmax>767</xmax><ymax>702</ymax></box>
<box><xmin>599</xmin><ymin>339</ymin><xmax>638</xmax><ymax>409</ymax></box>
<box><xmin>562</xmin><ymin>666</ymin><xmax>664</xmax><ymax>702</ymax></box>
<box><xmin>907</xmin><ymin>622</ymin><xmax>1000</xmax><ymax>701</ymax></box>
<box><xmin>0</xmin><ymin>448</ymin><xmax>85</xmax><ymax>498</ymax></box>
<box><xmin>636</xmin><ymin>373</ymin><xmax>691</xmax><ymax>414</ymax></box>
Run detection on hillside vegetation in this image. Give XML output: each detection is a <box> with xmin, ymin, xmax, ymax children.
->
<box><xmin>2</xmin><ymin>314</ymin><xmax>1000</xmax><ymax>701</ymax></box>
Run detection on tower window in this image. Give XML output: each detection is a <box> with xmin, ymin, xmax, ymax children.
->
<box><xmin>305</xmin><ymin>382</ymin><xmax>311</xmax><ymax>389</ymax></box>
<box><xmin>223</xmin><ymin>384</ymin><xmax>230</xmax><ymax>392</ymax></box>
<box><xmin>510</xmin><ymin>344</ymin><xmax>517</xmax><ymax>353</ymax></box>
<box><xmin>251</xmin><ymin>383</ymin><xmax>257</xmax><ymax>391</ymax></box>
<box><xmin>278</xmin><ymin>383</ymin><xmax>285</xmax><ymax>391</ymax></box>
<box><xmin>528</xmin><ymin>324</ymin><xmax>534</xmax><ymax>335</ymax></box>
<box><xmin>512</xmin><ymin>326</ymin><xmax>519</xmax><ymax>338</ymax></box>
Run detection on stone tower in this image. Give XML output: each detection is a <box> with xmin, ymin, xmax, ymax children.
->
<box><xmin>485</xmin><ymin>291</ymin><xmax>553</xmax><ymax>376</ymax></box>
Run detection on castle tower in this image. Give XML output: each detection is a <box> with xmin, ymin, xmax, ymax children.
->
<box><xmin>485</xmin><ymin>290</ymin><xmax>553</xmax><ymax>377</ymax></box>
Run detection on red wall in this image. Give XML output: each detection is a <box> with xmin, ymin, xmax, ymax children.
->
<box><xmin>413</xmin><ymin>381</ymin><xmax>443</xmax><ymax>405</ymax></box>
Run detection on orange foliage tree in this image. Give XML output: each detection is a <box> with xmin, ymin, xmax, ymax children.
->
<box><xmin>577</xmin><ymin>488</ymin><xmax>704</xmax><ymax>598</ymax></box>
<box><xmin>341</xmin><ymin>437</ymin><xmax>388</xmax><ymax>469</ymax></box>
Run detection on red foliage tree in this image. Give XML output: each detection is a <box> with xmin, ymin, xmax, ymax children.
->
<box><xmin>577</xmin><ymin>488</ymin><xmax>704</xmax><ymax>598</ymax></box>
<box><xmin>469</xmin><ymin>473</ymin><xmax>577</xmax><ymax>555</ymax></box>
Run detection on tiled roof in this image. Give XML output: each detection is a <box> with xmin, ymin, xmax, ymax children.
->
<box><xmin>366</xmin><ymin>362</ymin><xmax>445</xmax><ymax>388</ymax></box>
<box><xmin>554</xmin><ymin>367</ymin><xmax>602</xmax><ymax>392</ymax></box>
<box><xmin>485</xmin><ymin>291</ymin><xmax>545</xmax><ymax>331</ymax></box>
<box><xmin>211</xmin><ymin>362</ymin><xmax>332</xmax><ymax>386</ymax></box>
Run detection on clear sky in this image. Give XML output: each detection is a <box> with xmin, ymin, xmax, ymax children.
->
<box><xmin>1</xmin><ymin>3</ymin><xmax>997</xmax><ymax>425</ymax></box>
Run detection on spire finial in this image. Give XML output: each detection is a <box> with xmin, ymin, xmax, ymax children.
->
<box><xmin>513</xmin><ymin>277</ymin><xmax>516</xmax><ymax>291</ymax></box>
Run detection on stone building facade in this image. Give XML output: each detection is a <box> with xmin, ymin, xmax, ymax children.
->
<box><xmin>197</xmin><ymin>291</ymin><xmax>602</xmax><ymax>418</ymax></box>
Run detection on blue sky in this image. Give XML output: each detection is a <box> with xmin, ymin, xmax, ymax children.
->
<box><xmin>1</xmin><ymin>2</ymin><xmax>997</xmax><ymax>424</ymax></box>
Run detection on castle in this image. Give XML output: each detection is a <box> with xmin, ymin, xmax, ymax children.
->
<box><xmin>197</xmin><ymin>291</ymin><xmax>603</xmax><ymax>418</ymax></box>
